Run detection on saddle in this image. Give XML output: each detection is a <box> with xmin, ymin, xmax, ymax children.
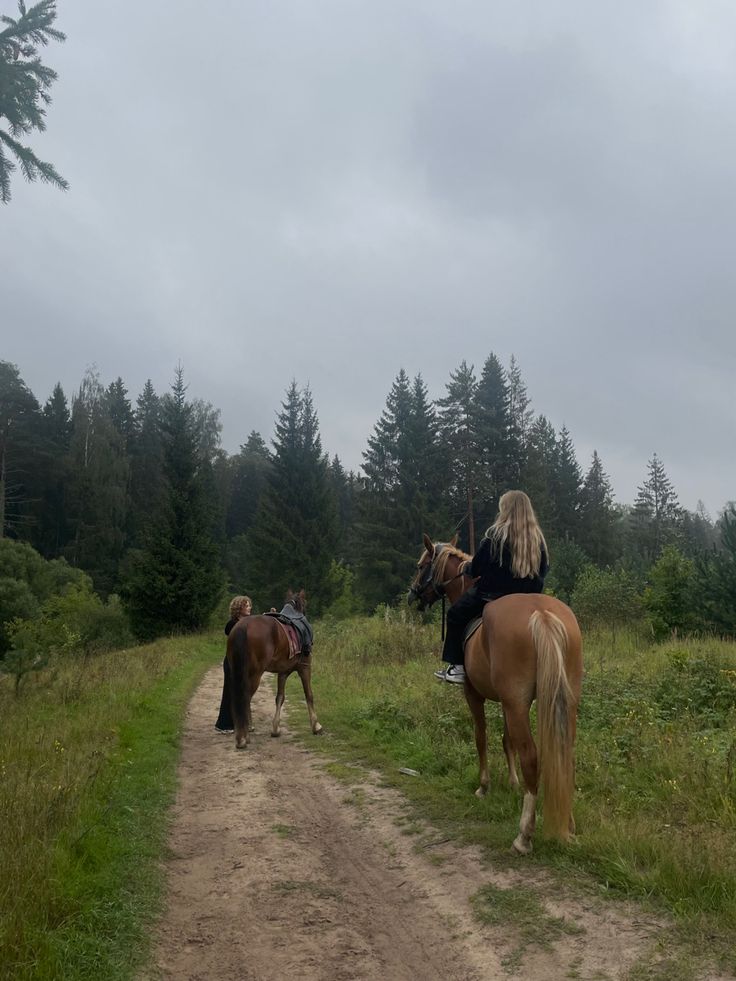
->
<box><xmin>462</xmin><ymin>617</ymin><xmax>483</xmax><ymax>649</ymax></box>
<box><xmin>265</xmin><ymin>609</ymin><xmax>312</xmax><ymax>658</ymax></box>
<box><xmin>274</xmin><ymin>620</ymin><xmax>302</xmax><ymax>659</ymax></box>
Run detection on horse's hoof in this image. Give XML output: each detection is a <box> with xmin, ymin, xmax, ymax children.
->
<box><xmin>313</xmin><ymin>724</ymin><xmax>323</xmax><ymax>735</ymax></box>
<box><xmin>475</xmin><ymin>786</ymin><xmax>488</xmax><ymax>799</ymax></box>
<box><xmin>236</xmin><ymin>742</ymin><xmax>247</xmax><ymax>751</ymax></box>
<box><xmin>512</xmin><ymin>834</ymin><xmax>533</xmax><ymax>856</ymax></box>
<box><xmin>271</xmin><ymin>731</ymin><xmax>281</xmax><ymax>738</ymax></box>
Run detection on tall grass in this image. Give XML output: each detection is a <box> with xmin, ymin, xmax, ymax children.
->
<box><xmin>296</xmin><ymin>613</ymin><xmax>736</xmax><ymax>969</ymax></box>
<box><xmin>0</xmin><ymin>635</ymin><xmax>218</xmax><ymax>981</ymax></box>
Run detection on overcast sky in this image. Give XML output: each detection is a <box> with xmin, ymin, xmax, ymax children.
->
<box><xmin>2</xmin><ymin>0</ymin><xmax>734</xmax><ymax>515</ymax></box>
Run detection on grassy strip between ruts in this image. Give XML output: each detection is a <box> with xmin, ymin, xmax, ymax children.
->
<box><xmin>283</xmin><ymin>613</ymin><xmax>736</xmax><ymax>978</ymax></box>
<box><xmin>0</xmin><ymin>633</ymin><xmax>220</xmax><ymax>981</ymax></box>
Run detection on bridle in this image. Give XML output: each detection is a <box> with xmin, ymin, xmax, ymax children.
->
<box><xmin>408</xmin><ymin>543</ymin><xmax>468</xmax><ymax>609</ymax></box>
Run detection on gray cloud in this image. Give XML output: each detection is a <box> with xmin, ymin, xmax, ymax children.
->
<box><xmin>1</xmin><ymin>0</ymin><xmax>734</xmax><ymax>514</ymax></box>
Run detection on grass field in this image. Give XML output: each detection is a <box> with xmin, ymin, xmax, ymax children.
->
<box><xmin>0</xmin><ymin>634</ymin><xmax>219</xmax><ymax>981</ymax></box>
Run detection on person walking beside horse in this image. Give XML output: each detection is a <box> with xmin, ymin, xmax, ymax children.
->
<box><xmin>214</xmin><ymin>595</ymin><xmax>252</xmax><ymax>733</ymax></box>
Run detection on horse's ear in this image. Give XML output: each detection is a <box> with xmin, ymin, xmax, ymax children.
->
<box><xmin>422</xmin><ymin>532</ymin><xmax>434</xmax><ymax>555</ymax></box>
<box><xmin>450</xmin><ymin>534</ymin><xmax>459</xmax><ymax>548</ymax></box>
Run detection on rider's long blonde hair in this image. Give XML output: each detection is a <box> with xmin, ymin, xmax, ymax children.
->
<box><xmin>485</xmin><ymin>490</ymin><xmax>547</xmax><ymax>578</ymax></box>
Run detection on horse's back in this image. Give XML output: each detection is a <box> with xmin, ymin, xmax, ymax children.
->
<box><xmin>468</xmin><ymin>593</ymin><xmax>581</xmax><ymax>702</ymax></box>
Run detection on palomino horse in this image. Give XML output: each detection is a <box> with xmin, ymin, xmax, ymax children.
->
<box><xmin>408</xmin><ymin>535</ymin><xmax>583</xmax><ymax>854</ymax></box>
<box><xmin>227</xmin><ymin>589</ymin><xmax>322</xmax><ymax>749</ymax></box>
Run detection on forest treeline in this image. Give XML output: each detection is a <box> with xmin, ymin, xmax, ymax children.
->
<box><xmin>1</xmin><ymin>355</ymin><xmax>734</xmax><ymax>658</ymax></box>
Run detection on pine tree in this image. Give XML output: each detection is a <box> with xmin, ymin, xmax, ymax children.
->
<box><xmin>0</xmin><ymin>1</ymin><xmax>68</xmax><ymax>203</ymax></box>
<box><xmin>506</xmin><ymin>354</ymin><xmax>533</xmax><ymax>484</ymax></box>
<box><xmin>226</xmin><ymin>431</ymin><xmax>271</xmax><ymax>540</ymax></box>
<box><xmin>105</xmin><ymin>377</ymin><xmax>135</xmax><ymax>444</ymax></box>
<box><xmin>631</xmin><ymin>453</ymin><xmax>682</xmax><ymax>561</ymax></box>
<box><xmin>0</xmin><ymin>360</ymin><xmax>44</xmax><ymax>540</ymax></box>
<box><xmin>475</xmin><ymin>353</ymin><xmax>514</xmax><ymax>525</ymax></box>
<box><xmin>579</xmin><ymin>450</ymin><xmax>617</xmax><ymax>566</ymax></box>
<box><xmin>129</xmin><ymin>380</ymin><xmax>165</xmax><ymax>547</ymax></box>
<box><xmin>551</xmin><ymin>425</ymin><xmax>582</xmax><ymax>542</ymax></box>
<box><xmin>122</xmin><ymin>367</ymin><xmax>224</xmax><ymax>638</ymax></box>
<box><xmin>36</xmin><ymin>381</ymin><xmax>71</xmax><ymax>555</ymax></box>
<box><xmin>520</xmin><ymin>414</ymin><xmax>558</xmax><ymax>537</ymax></box>
<box><xmin>328</xmin><ymin>454</ymin><xmax>356</xmax><ymax>563</ymax></box>
<box><xmin>65</xmin><ymin>367</ymin><xmax>130</xmax><ymax>593</ymax></box>
<box><xmin>438</xmin><ymin>360</ymin><xmax>481</xmax><ymax>551</ymax></box>
<box><xmin>246</xmin><ymin>382</ymin><xmax>338</xmax><ymax>613</ymax></box>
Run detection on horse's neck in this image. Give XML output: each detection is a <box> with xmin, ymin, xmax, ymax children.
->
<box><xmin>443</xmin><ymin>555</ymin><xmax>471</xmax><ymax>604</ymax></box>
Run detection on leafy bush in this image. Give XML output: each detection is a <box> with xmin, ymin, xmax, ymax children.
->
<box><xmin>321</xmin><ymin>560</ymin><xmax>361</xmax><ymax>619</ymax></box>
<box><xmin>653</xmin><ymin>647</ymin><xmax>736</xmax><ymax>727</ymax></box>
<box><xmin>644</xmin><ymin>546</ymin><xmax>697</xmax><ymax>639</ymax></box>
<box><xmin>3</xmin><ymin>584</ymin><xmax>134</xmax><ymax>692</ymax></box>
<box><xmin>570</xmin><ymin>565</ymin><xmax>644</xmax><ymax>644</ymax></box>
<box><xmin>0</xmin><ymin>540</ymin><xmax>90</xmax><ymax>654</ymax></box>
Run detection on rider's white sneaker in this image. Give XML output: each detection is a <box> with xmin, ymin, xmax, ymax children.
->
<box><xmin>434</xmin><ymin>664</ymin><xmax>465</xmax><ymax>684</ymax></box>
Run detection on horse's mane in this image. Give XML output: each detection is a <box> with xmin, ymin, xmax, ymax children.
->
<box><xmin>420</xmin><ymin>542</ymin><xmax>471</xmax><ymax>583</ymax></box>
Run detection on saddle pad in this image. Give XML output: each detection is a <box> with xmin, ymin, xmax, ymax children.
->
<box><xmin>462</xmin><ymin>617</ymin><xmax>483</xmax><ymax>648</ymax></box>
<box><xmin>276</xmin><ymin>620</ymin><xmax>301</xmax><ymax>659</ymax></box>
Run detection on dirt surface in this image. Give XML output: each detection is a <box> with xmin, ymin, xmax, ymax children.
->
<box><xmin>145</xmin><ymin>668</ymin><xmax>724</xmax><ymax>981</ymax></box>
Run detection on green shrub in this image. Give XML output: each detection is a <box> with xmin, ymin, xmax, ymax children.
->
<box><xmin>571</xmin><ymin>565</ymin><xmax>644</xmax><ymax>645</ymax></box>
<box><xmin>644</xmin><ymin>546</ymin><xmax>697</xmax><ymax>639</ymax></box>
<box><xmin>653</xmin><ymin>647</ymin><xmax>736</xmax><ymax>727</ymax></box>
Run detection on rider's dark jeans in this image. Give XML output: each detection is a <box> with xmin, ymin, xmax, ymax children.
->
<box><xmin>441</xmin><ymin>586</ymin><xmax>490</xmax><ymax>665</ymax></box>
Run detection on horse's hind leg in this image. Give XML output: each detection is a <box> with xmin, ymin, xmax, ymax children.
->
<box><xmin>297</xmin><ymin>660</ymin><xmax>323</xmax><ymax>735</ymax></box>
<box><xmin>272</xmin><ymin>672</ymin><xmax>288</xmax><ymax>737</ymax></box>
<box><xmin>504</xmin><ymin>702</ymin><xmax>538</xmax><ymax>855</ymax></box>
<box><xmin>502</xmin><ymin>709</ymin><xmax>520</xmax><ymax>789</ymax></box>
<box><xmin>464</xmin><ymin>682</ymin><xmax>489</xmax><ymax>798</ymax></box>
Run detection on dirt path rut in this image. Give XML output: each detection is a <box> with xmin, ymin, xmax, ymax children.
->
<box><xmin>145</xmin><ymin>667</ymin><xmax>715</xmax><ymax>981</ymax></box>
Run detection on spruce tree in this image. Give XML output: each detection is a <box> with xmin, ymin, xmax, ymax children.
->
<box><xmin>129</xmin><ymin>380</ymin><xmax>165</xmax><ymax>547</ymax></box>
<box><xmin>506</xmin><ymin>354</ymin><xmax>533</xmax><ymax>484</ymax></box>
<box><xmin>328</xmin><ymin>454</ymin><xmax>356</xmax><ymax>563</ymax></box>
<box><xmin>65</xmin><ymin>368</ymin><xmax>130</xmax><ymax>593</ymax></box>
<box><xmin>631</xmin><ymin>453</ymin><xmax>682</xmax><ymax>561</ymax></box>
<box><xmin>226</xmin><ymin>431</ymin><xmax>271</xmax><ymax>541</ymax></box>
<box><xmin>122</xmin><ymin>367</ymin><xmax>224</xmax><ymax>638</ymax></box>
<box><xmin>475</xmin><ymin>353</ymin><xmax>514</xmax><ymax>525</ymax></box>
<box><xmin>105</xmin><ymin>377</ymin><xmax>135</xmax><ymax>444</ymax></box>
<box><xmin>551</xmin><ymin>425</ymin><xmax>582</xmax><ymax>542</ymax></box>
<box><xmin>246</xmin><ymin>382</ymin><xmax>338</xmax><ymax>613</ymax></box>
<box><xmin>579</xmin><ymin>450</ymin><xmax>617</xmax><ymax>566</ymax></box>
<box><xmin>438</xmin><ymin>360</ymin><xmax>481</xmax><ymax>551</ymax></box>
<box><xmin>0</xmin><ymin>1</ymin><xmax>68</xmax><ymax>203</ymax></box>
<box><xmin>356</xmin><ymin>370</ymin><xmax>447</xmax><ymax>609</ymax></box>
<box><xmin>520</xmin><ymin>414</ymin><xmax>558</xmax><ymax>537</ymax></box>
<box><xmin>37</xmin><ymin>381</ymin><xmax>71</xmax><ymax>555</ymax></box>
<box><xmin>0</xmin><ymin>360</ymin><xmax>44</xmax><ymax>541</ymax></box>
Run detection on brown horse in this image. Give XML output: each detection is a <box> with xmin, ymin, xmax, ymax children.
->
<box><xmin>408</xmin><ymin>535</ymin><xmax>583</xmax><ymax>854</ymax></box>
<box><xmin>227</xmin><ymin>589</ymin><xmax>322</xmax><ymax>749</ymax></box>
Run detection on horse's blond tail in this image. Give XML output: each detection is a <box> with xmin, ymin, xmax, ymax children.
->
<box><xmin>530</xmin><ymin>609</ymin><xmax>574</xmax><ymax>841</ymax></box>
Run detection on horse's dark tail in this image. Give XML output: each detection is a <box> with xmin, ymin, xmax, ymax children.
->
<box><xmin>229</xmin><ymin>623</ymin><xmax>251</xmax><ymax>749</ymax></box>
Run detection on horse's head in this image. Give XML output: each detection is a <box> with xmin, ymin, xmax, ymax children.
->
<box><xmin>407</xmin><ymin>533</ymin><xmax>464</xmax><ymax>611</ymax></box>
<box><xmin>286</xmin><ymin>588</ymin><xmax>307</xmax><ymax>613</ymax></box>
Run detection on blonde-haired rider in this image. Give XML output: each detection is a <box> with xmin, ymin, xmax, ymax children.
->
<box><xmin>436</xmin><ymin>491</ymin><xmax>549</xmax><ymax>683</ymax></box>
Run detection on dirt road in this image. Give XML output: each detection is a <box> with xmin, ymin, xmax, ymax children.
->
<box><xmin>145</xmin><ymin>667</ymin><xmax>714</xmax><ymax>981</ymax></box>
